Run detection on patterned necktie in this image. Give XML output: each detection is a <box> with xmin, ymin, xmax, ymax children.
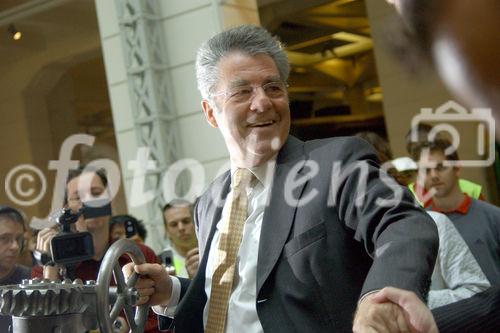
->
<box><xmin>205</xmin><ymin>168</ymin><xmax>254</xmax><ymax>333</ymax></box>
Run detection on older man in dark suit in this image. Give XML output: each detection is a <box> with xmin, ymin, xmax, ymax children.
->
<box><xmin>125</xmin><ymin>25</ymin><xmax>439</xmax><ymax>333</ymax></box>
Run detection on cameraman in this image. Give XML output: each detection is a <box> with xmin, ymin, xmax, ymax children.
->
<box><xmin>32</xmin><ymin>166</ymin><xmax>161</xmax><ymax>333</ymax></box>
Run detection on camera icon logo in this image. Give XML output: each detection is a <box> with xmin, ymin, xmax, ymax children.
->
<box><xmin>410</xmin><ymin>100</ymin><xmax>495</xmax><ymax>167</ymax></box>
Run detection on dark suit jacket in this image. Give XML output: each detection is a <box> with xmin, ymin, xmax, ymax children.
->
<box><xmin>160</xmin><ymin>136</ymin><xmax>438</xmax><ymax>332</ymax></box>
<box><xmin>433</xmin><ymin>285</ymin><xmax>500</xmax><ymax>333</ymax></box>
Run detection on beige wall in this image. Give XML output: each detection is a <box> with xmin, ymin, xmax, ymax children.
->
<box><xmin>0</xmin><ymin>36</ymin><xmax>101</xmax><ymax>220</ymax></box>
<box><xmin>0</xmin><ymin>1</ymin><xmax>126</xmax><ymax>221</ymax></box>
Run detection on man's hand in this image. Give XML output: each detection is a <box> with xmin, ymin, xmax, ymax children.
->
<box><xmin>353</xmin><ymin>288</ymin><xmax>438</xmax><ymax>333</ymax></box>
<box><xmin>372</xmin><ymin>287</ymin><xmax>438</xmax><ymax>333</ymax></box>
<box><xmin>122</xmin><ymin>263</ymin><xmax>173</xmax><ymax>306</ymax></box>
<box><xmin>186</xmin><ymin>247</ymin><xmax>199</xmax><ymax>278</ymax></box>
<box><xmin>353</xmin><ymin>291</ymin><xmax>413</xmax><ymax>333</ymax></box>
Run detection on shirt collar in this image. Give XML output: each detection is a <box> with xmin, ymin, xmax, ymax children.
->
<box><xmin>428</xmin><ymin>194</ymin><xmax>472</xmax><ymax>214</ymax></box>
<box><xmin>230</xmin><ymin>155</ymin><xmax>277</xmax><ymax>189</ymax></box>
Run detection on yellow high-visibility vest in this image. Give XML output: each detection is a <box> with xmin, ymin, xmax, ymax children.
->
<box><xmin>408</xmin><ymin>178</ymin><xmax>482</xmax><ymax>206</ymax></box>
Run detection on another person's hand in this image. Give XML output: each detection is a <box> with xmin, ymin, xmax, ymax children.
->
<box><xmin>353</xmin><ymin>288</ymin><xmax>438</xmax><ymax>333</ymax></box>
<box><xmin>186</xmin><ymin>247</ymin><xmax>199</xmax><ymax>278</ymax></box>
<box><xmin>35</xmin><ymin>227</ymin><xmax>58</xmax><ymax>254</ymax></box>
<box><xmin>372</xmin><ymin>287</ymin><xmax>438</xmax><ymax>333</ymax></box>
<box><xmin>354</xmin><ymin>291</ymin><xmax>412</xmax><ymax>333</ymax></box>
<box><xmin>35</xmin><ymin>227</ymin><xmax>60</xmax><ymax>279</ymax></box>
<box><xmin>122</xmin><ymin>262</ymin><xmax>173</xmax><ymax>306</ymax></box>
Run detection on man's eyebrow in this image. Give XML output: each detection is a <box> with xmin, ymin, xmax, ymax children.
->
<box><xmin>228</xmin><ymin>76</ymin><xmax>282</xmax><ymax>88</ymax></box>
<box><xmin>265</xmin><ymin>75</ymin><xmax>281</xmax><ymax>82</ymax></box>
<box><xmin>227</xmin><ymin>79</ymin><xmax>249</xmax><ymax>88</ymax></box>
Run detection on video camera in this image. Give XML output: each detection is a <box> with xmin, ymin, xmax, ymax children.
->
<box><xmin>36</xmin><ymin>199</ymin><xmax>112</xmax><ymax>266</ymax></box>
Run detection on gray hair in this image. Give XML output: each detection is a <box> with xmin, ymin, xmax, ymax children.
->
<box><xmin>195</xmin><ymin>25</ymin><xmax>290</xmax><ymax>100</ymax></box>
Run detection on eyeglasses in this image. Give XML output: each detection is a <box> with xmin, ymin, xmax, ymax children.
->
<box><xmin>211</xmin><ymin>81</ymin><xmax>288</xmax><ymax>103</ymax></box>
<box><xmin>0</xmin><ymin>234</ymin><xmax>24</xmax><ymax>248</ymax></box>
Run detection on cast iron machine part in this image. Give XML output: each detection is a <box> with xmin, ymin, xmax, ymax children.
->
<box><xmin>0</xmin><ymin>239</ymin><xmax>148</xmax><ymax>333</ymax></box>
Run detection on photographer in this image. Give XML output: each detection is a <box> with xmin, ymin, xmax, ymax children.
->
<box><xmin>160</xmin><ymin>199</ymin><xmax>199</xmax><ymax>279</ymax></box>
<box><xmin>109</xmin><ymin>214</ymin><xmax>147</xmax><ymax>245</ymax></box>
<box><xmin>32</xmin><ymin>166</ymin><xmax>161</xmax><ymax>333</ymax></box>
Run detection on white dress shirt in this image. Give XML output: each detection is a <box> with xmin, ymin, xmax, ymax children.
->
<box><xmin>154</xmin><ymin>159</ymin><xmax>276</xmax><ymax>333</ymax></box>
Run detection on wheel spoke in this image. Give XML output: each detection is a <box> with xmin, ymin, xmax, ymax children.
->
<box><xmin>96</xmin><ymin>239</ymin><xmax>147</xmax><ymax>333</ymax></box>
<box><xmin>126</xmin><ymin>271</ymin><xmax>139</xmax><ymax>288</ymax></box>
<box><xmin>110</xmin><ymin>295</ymin><xmax>125</xmax><ymax>321</ymax></box>
<box><xmin>113</xmin><ymin>264</ymin><xmax>126</xmax><ymax>292</ymax></box>
<box><xmin>123</xmin><ymin>304</ymin><xmax>137</xmax><ymax>330</ymax></box>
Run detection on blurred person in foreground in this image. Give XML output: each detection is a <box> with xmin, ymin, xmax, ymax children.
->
<box><xmin>124</xmin><ymin>25</ymin><xmax>439</xmax><ymax>333</ymax></box>
<box><xmin>384</xmin><ymin>0</ymin><xmax>500</xmax><ymax>331</ymax></box>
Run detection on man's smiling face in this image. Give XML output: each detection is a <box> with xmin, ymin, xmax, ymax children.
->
<box><xmin>202</xmin><ymin>52</ymin><xmax>290</xmax><ymax>167</ymax></box>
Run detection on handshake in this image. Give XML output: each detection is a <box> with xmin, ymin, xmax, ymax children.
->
<box><xmin>122</xmin><ymin>262</ymin><xmax>438</xmax><ymax>333</ymax></box>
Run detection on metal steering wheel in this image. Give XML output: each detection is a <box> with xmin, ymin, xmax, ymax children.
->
<box><xmin>96</xmin><ymin>239</ymin><xmax>148</xmax><ymax>333</ymax></box>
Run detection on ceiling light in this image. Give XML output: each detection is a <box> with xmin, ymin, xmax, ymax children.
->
<box><xmin>8</xmin><ymin>24</ymin><xmax>22</xmax><ymax>41</ymax></box>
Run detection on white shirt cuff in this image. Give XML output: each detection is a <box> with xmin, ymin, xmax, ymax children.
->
<box><xmin>358</xmin><ymin>289</ymin><xmax>381</xmax><ymax>304</ymax></box>
<box><xmin>152</xmin><ymin>276</ymin><xmax>181</xmax><ymax>317</ymax></box>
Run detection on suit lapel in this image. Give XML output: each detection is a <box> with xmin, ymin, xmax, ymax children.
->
<box><xmin>256</xmin><ymin>136</ymin><xmax>308</xmax><ymax>293</ymax></box>
<box><xmin>179</xmin><ymin>137</ymin><xmax>308</xmax><ymax>328</ymax></box>
<box><xmin>199</xmin><ymin>171</ymin><xmax>231</xmax><ymax>265</ymax></box>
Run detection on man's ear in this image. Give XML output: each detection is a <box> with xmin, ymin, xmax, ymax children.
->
<box><xmin>201</xmin><ymin>100</ymin><xmax>218</xmax><ymax>128</ymax></box>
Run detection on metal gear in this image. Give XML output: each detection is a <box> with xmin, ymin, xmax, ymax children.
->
<box><xmin>0</xmin><ymin>278</ymin><xmax>88</xmax><ymax>317</ymax></box>
<box><xmin>0</xmin><ymin>240</ymin><xmax>147</xmax><ymax>333</ymax></box>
